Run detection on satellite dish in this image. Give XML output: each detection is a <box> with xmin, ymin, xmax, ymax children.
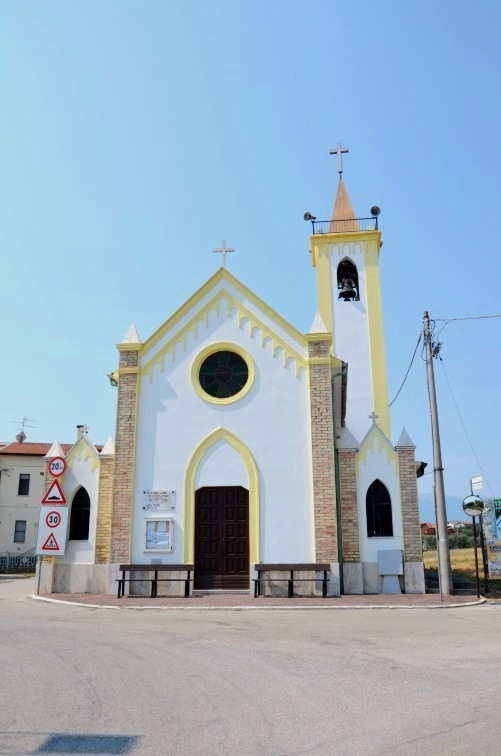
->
<box><xmin>370</xmin><ymin>206</ymin><xmax>381</xmax><ymax>217</ymax></box>
<box><xmin>304</xmin><ymin>212</ymin><xmax>316</xmax><ymax>222</ymax></box>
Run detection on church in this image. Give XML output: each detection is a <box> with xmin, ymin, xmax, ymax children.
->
<box><xmin>39</xmin><ymin>151</ymin><xmax>425</xmax><ymax>597</ymax></box>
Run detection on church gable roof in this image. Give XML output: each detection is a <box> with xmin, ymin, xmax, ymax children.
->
<box><xmin>139</xmin><ymin>269</ymin><xmax>308</xmax><ymax>381</ymax></box>
<box><xmin>356</xmin><ymin>423</ymin><xmax>397</xmax><ymax>469</ymax></box>
<box><xmin>66</xmin><ymin>434</ymin><xmax>100</xmax><ymax>473</ymax></box>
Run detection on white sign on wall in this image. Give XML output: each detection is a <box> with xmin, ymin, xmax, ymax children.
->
<box><xmin>142</xmin><ymin>490</ymin><xmax>176</xmax><ymax>511</ymax></box>
<box><xmin>36</xmin><ymin>507</ymin><xmax>69</xmax><ymax>556</ymax></box>
<box><xmin>144</xmin><ymin>517</ymin><xmax>174</xmax><ymax>552</ymax></box>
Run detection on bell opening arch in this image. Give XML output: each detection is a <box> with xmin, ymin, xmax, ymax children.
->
<box><xmin>337</xmin><ymin>257</ymin><xmax>359</xmax><ymax>301</ymax></box>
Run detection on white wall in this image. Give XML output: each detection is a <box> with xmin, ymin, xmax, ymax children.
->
<box><xmin>195</xmin><ymin>441</ymin><xmax>248</xmax><ymax>488</ymax></box>
<box><xmin>131</xmin><ymin>296</ymin><xmax>315</xmax><ymax>564</ymax></box>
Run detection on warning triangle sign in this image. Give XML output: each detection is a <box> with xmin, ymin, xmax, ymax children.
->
<box><xmin>42</xmin><ymin>533</ymin><xmax>59</xmax><ymax>551</ymax></box>
<box><xmin>41</xmin><ymin>479</ymin><xmax>67</xmax><ymax>505</ymax></box>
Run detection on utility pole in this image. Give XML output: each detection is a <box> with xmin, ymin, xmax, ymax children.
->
<box><xmin>423</xmin><ymin>311</ymin><xmax>453</xmax><ymax>596</ymax></box>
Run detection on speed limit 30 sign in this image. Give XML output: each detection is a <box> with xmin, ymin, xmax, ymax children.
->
<box><xmin>46</xmin><ymin>510</ymin><xmax>62</xmax><ymax>528</ymax></box>
<box><xmin>36</xmin><ymin>505</ymin><xmax>69</xmax><ymax>556</ymax></box>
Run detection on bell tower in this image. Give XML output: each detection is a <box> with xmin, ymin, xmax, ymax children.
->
<box><xmin>309</xmin><ymin>146</ymin><xmax>390</xmax><ymax>443</ymax></box>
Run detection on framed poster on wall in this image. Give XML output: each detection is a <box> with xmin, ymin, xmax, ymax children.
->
<box><xmin>144</xmin><ymin>516</ymin><xmax>174</xmax><ymax>553</ymax></box>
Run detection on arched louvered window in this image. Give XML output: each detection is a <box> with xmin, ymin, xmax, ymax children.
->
<box><xmin>366</xmin><ymin>480</ymin><xmax>393</xmax><ymax>537</ymax></box>
<box><xmin>69</xmin><ymin>487</ymin><xmax>90</xmax><ymax>540</ymax></box>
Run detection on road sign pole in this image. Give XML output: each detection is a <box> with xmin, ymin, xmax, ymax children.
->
<box><xmin>479</xmin><ymin>514</ymin><xmax>489</xmax><ymax>594</ymax></box>
<box><xmin>36</xmin><ymin>555</ymin><xmax>42</xmax><ymax>596</ymax></box>
<box><xmin>472</xmin><ymin>516</ymin><xmax>481</xmax><ymax>599</ymax></box>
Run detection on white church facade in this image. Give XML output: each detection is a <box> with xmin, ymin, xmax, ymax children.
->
<box><xmin>39</xmin><ymin>165</ymin><xmax>425</xmax><ymax>596</ymax></box>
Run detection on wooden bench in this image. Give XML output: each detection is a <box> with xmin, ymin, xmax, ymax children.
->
<box><xmin>116</xmin><ymin>564</ymin><xmax>194</xmax><ymax>598</ymax></box>
<box><xmin>253</xmin><ymin>563</ymin><xmax>330</xmax><ymax>598</ymax></box>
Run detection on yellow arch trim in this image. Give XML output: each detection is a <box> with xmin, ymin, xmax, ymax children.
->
<box><xmin>183</xmin><ymin>428</ymin><xmax>260</xmax><ymax>564</ymax></box>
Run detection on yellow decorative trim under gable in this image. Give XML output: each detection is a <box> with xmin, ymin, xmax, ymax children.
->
<box><xmin>355</xmin><ymin>426</ymin><xmax>398</xmax><ymax>476</ymax></box>
<box><xmin>66</xmin><ymin>437</ymin><xmax>100</xmax><ymax>474</ymax></box>
<box><xmin>183</xmin><ymin>428</ymin><xmax>260</xmax><ymax>564</ymax></box>
<box><xmin>141</xmin><ymin>268</ymin><xmax>306</xmax><ymax>358</ymax></box>
<box><xmin>140</xmin><ymin>290</ymin><xmax>308</xmax><ymax>382</ymax></box>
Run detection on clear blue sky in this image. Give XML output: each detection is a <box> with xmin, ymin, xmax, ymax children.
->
<box><xmin>1</xmin><ymin>1</ymin><xmax>500</xmax><ymax>515</ymax></box>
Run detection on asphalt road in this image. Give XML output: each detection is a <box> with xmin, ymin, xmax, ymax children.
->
<box><xmin>1</xmin><ymin>577</ymin><xmax>500</xmax><ymax>756</ymax></box>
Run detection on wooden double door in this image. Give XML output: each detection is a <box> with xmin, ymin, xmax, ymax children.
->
<box><xmin>194</xmin><ymin>486</ymin><xmax>249</xmax><ymax>590</ymax></box>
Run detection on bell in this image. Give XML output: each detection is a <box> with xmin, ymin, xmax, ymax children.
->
<box><xmin>339</xmin><ymin>277</ymin><xmax>356</xmax><ymax>301</ymax></box>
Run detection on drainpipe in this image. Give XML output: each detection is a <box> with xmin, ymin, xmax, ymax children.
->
<box><xmin>332</xmin><ymin>372</ymin><xmax>344</xmax><ymax>594</ymax></box>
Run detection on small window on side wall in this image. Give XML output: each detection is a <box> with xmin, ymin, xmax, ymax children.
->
<box><xmin>366</xmin><ymin>480</ymin><xmax>393</xmax><ymax>537</ymax></box>
<box><xmin>18</xmin><ymin>474</ymin><xmax>30</xmax><ymax>496</ymax></box>
<box><xmin>14</xmin><ymin>520</ymin><xmax>26</xmax><ymax>543</ymax></box>
<box><xmin>69</xmin><ymin>487</ymin><xmax>90</xmax><ymax>540</ymax></box>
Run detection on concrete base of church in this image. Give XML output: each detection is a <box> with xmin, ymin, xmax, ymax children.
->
<box><xmin>342</xmin><ymin>562</ymin><xmax>364</xmax><ymax>594</ymax></box>
<box><xmin>38</xmin><ymin>561</ymin><xmax>425</xmax><ymax>596</ymax></box>
<box><xmin>36</xmin><ymin>561</ymin><xmax>119</xmax><ymax>595</ymax></box>
<box><xmin>404</xmin><ymin>562</ymin><xmax>426</xmax><ymax>594</ymax></box>
<box><xmin>361</xmin><ymin>562</ymin><xmax>404</xmax><ymax>594</ymax></box>
<box><xmin>361</xmin><ymin>561</ymin><xmax>425</xmax><ymax>594</ymax></box>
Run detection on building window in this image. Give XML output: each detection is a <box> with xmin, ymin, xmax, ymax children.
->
<box><xmin>199</xmin><ymin>350</ymin><xmax>249</xmax><ymax>399</ymax></box>
<box><xmin>366</xmin><ymin>480</ymin><xmax>393</xmax><ymax>537</ymax></box>
<box><xmin>69</xmin><ymin>487</ymin><xmax>90</xmax><ymax>540</ymax></box>
<box><xmin>18</xmin><ymin>473</ymin><xmax>30</xmax><ymax>496</ymax></box>
<box><xmin>14</xmin><ymin>520</ymin><xmax>26</xmax><ymax>543</ymax></box>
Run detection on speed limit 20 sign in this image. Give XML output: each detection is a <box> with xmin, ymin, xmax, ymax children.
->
<box><xmin>48</xmin><ymin>456</ymin><xmax>66</xmax><ymax>478</ymax></box>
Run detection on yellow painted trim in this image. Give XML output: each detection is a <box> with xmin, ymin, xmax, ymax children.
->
<box><xmin>66</xmin><ymin>437</ymin><xmax>100</xmax><ymax>474</ymax></box>
<box><xmin>183</xmin><ymin>427</ymin><xmax>260</xmax><ymax>564</ymax></box>
<box><xmin>311</xmin><ymin>230</ymin><xmax>381</xmax><ymax>257</ymax></box>
<box><xmin>364</xmin><ymin>240</ymin><xmax>391</xmax><ymax>437</ymax></box>
<box><xmin>190</xmin><ymin>342</ymin><xmax>255</xmax><ymax>405</ymax></box>
<box><xmin>356</xmin><ymin>426</ymin><xmax>398</xmax><ymax>474</ymax></box>
<box><xmin>311</xmin><ymin>242</ymin><xmax>334</xmax><ymax>337</ymax></box>
<box><xmin>117</xmin><ymin>343</ymin><xmax>141</xmax><ymax>352</ymax></box>
<box><xmin>305</xmin><ymin>333</ymin><xmax>332</xmax><ymax>344</ymax></box>
<box><xmin>139</xmin><ymin>289</ymin><xmax>308</xmax><ymax>381</ymax></box>
<box><xmin>117</xmin><ymin>367</ymin><xmax>139</xmax><ymax>375</ymax></box>
<box><xmin>141</xmin><ymin>268</ymin><xmax>306</xmax><ymax>358</ymax></box>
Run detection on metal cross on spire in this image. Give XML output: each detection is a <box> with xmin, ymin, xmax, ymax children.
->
<box><xmin>369</xmin><ymin>411</ymin><xmax>379</xmax><ymax>424</ymax></box>
<box><xmin>213</xmin><ymin>240</ymin><xmax>235</xmax><ymax>269</ymax></box>
<box><xmin>330</xmin><ymin>143</ymin><xmax>349</xmax><ymax>175</ymax></box>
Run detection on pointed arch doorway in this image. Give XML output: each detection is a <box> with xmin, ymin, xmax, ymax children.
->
<box><xmin>194</xmin><ymin>486</ymin><xmax>249</xmax><ymax>590</ymax></box>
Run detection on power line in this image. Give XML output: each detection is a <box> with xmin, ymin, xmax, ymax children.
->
<box><xmin>435</xmin><ymin>314</ymin><xmax>501</xmax><ymax>338</ymax></box>
<box><xmin>389</xmin><ymin>331</ymin><xmax>422</xmax><ymax>407</ymax></box>
<box><xmin>439</xmin><ymin>357</ymin><xmax>495</xmax><ymax>498</ymax></box>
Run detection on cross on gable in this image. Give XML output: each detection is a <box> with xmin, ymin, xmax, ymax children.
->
<box><xmin>330</xmin><ymin>143</ymin><xmax>349</xmax><ymax>175</ymax></box>
<box><xmin>369</xmin><ymin>411</ymin><xmax>379</xmax><ymax>424</ymax></box>
<box><xmin>213</xmin><ymin>240</ymin><xmax>235</xmax><ymax>269</ymax></box>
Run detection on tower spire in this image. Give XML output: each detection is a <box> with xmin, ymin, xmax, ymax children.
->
<box><xmin>329</xmin><ymin>143</ymin><xmax>359</xmax><ymax>232</ymax></box>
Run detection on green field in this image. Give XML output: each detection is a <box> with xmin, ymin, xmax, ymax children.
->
<box><xmin>423</xmin><ymin>548</ymin><xmax>501</xmax><ymax>596</ymax></box>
